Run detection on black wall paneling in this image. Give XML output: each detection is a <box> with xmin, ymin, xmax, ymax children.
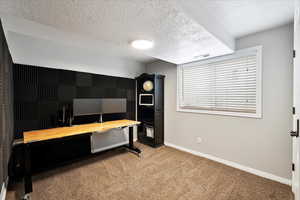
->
<box><xmin>13</xmin><ymin>65</ymin><xmax>136</xmax><ymax>139</ymax></box>
<box><xmin>0</xmin><ymin>18</ymin><xmax>14</xmax><ymax>188</ymax></box>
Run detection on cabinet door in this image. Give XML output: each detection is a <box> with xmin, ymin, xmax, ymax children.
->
<box><xmin>155</xmin><ymin>77</ymin><xmax>164</xmax><ymax>112</ymax></box>
<box><xmin>0</xmin><ymin>146</ymin><xmax>3</xmax><ymax>184</ymax></box>
<box><xmin>154</xmin><ymin>112</ymin><xmax>164</xmax><ymax>146</ymax></box>
<box><xmin>31</xmin><ymin>135</ymin><xmax>91</xmax><ymax>172</ymax></box>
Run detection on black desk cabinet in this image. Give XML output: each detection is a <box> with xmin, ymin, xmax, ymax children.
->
<box><xmin>9</xmin><ymin>134</ymin><xmax>91</xmax><ymax>180</ymax></box>
<box><xmin>136</xmin><ymin>73</ymin><xmax>165</xmax><ymax>147</ymax></box>
<box><xmin>30</xmin><ymin>134</ymin><xmax>91</xmax><ymax>172</ymax></box>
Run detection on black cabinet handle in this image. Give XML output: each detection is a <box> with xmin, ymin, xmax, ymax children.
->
<box><xmin>291</xmin><ymin>119</ymin><xmax>299</xmax><ymax>137</ymax></box>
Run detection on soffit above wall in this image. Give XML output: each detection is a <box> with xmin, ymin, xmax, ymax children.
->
<box><xmin>0</xmin><ymin>0</ymin><xmax>235</xmax><ymax>65</ymax></box>
<box><xmin>178</xmin><ymin>0</ymin><xmax>294</xmax><ymax>38</ymax></box>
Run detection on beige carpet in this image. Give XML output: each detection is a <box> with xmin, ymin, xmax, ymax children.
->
<box><xmin>6</xmin><ymin>143</ymin><xmax>293</xmax><ymax>200</ymax></box>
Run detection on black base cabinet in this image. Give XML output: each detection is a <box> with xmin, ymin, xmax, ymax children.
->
<box><xmin>30</xmin><ymin>135</ymin><xmax>91</xmax><ymax>173</ymax></box>
<box><xmin>9</xmin><ymin>135</ymin><xmax>91</xmax><ymax>181</ymax></box>
<box><xmin>136</xmin><ymin>73</ymin><xmax>165</xmax><ymax>147</ymax></box>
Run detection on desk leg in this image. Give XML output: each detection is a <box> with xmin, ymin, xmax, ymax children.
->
<box><xmin>125</xmin><ymin>126</ymin><xmax>141</xmax><ymax>155</ymax></box>
<box><xmin>23</xmin><ymin>144</ymin><xmax>32</xmax><ymax>200</ymax></box>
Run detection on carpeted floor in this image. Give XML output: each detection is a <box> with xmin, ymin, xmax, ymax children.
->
<box><xmin>6</xmin><ymin>143</ymin><xmax>293</xmax><ymax>200</ymax></box>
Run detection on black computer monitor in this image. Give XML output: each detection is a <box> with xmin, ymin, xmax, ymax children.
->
<box><xmin>73</xmin><ymin>98</ymin><xmax>127</xmax><ymax>116</ymax></box>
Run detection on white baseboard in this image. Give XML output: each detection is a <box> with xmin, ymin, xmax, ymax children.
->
<box><xmin>0</xmin><ymin>178</ymin><xmax>8</xmax><ymax>200</ymax></box>
<box><xmin>164</xmin><ymin>142</ymin><xmax>291</xmax><ymax>186</ymax></box>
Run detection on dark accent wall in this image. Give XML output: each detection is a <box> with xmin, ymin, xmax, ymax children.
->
<box><xmin>13</xmin><ymin>64</ymin><xmax>136</xmax><ymax>139</ymax></box>
<box><xmin>0</xmin><ymin>19</ymin><xmax>14</xmax><ymax>186</ymax></box>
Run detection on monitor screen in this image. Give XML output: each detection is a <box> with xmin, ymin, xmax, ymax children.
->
<box><xmin>139</xmin><ymin>94</ymin><xmax>154</xmax><ymax>105</ymax></box>
<box><xmin>73</xmin><ymin>98</ymin><xmax>127</xmax><ymax>116</ymax></box>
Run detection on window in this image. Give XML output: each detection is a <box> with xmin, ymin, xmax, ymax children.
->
<box><xmin>177</xmin><ymin>46</ymin><xmax>262</xmax><ymax>118</ymax></box>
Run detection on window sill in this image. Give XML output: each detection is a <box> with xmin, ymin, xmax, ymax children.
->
<box><xmin>176</xmin><ymin>107</ymin><xmax>262</xmax><ymax>119</ymax></box>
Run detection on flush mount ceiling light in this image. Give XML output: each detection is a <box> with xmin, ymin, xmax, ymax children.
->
<box><xmin>131</xmin><ymin>40</ymin><xmax>154</xmax><ymax>50</ymax></box>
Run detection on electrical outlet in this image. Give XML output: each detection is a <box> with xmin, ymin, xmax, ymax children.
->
<box><xmin>196</xmin><ymin>137</ymin><xmax>202</xmax><ymax>144</ymax></box>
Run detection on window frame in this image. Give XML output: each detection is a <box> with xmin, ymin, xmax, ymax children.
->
<box><xmin>177</xmin><ymin>46</ymin><xmax>263</xmax><ymax>118</ymax></box>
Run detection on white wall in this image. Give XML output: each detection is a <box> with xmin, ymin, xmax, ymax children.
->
<box><xmin>6</xmin><ymin>31</ymin><xmax>145</xmax><ymax>79</ymax></box>
<box><xmin>0</xmin><ymin>15</ymin><xmax>146</xmax><ymax>78</ymax></box>
<box><xmin>146</xmin><ymin>23</ymin><xmax>294</xmax><ymax>181</ymax></box>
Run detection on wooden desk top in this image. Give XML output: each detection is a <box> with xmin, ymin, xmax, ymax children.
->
<box><xmin>23</xmin><ymin>119</ymin><xmax>140</xmax><ymax>144</ymax></box>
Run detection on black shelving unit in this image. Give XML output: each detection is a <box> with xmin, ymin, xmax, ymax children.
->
<box><xmin>136</xmin><ymin>73</ymin><xmax>165</xmax><ymax>147</ymax></box>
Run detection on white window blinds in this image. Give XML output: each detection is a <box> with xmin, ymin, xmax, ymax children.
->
<box><xmin>178</xmin><ymin>46</ymin><xmax>262</xmax><ymax>118</ymax></box>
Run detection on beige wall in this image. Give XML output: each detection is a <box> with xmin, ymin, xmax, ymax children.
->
<box><xmin>146</xmin><ymin>23</ymin><xmax>294</xmax><ymax>180</ymax></box>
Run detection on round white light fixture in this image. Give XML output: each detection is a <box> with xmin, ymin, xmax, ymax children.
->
<box><xmin>131</xmin><ymin>40</ymin><xmax>154</xmax><ymax>50</ymax></box>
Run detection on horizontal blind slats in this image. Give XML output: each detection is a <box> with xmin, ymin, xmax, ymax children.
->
<box><xmin>184</xmin><ymin>64</ymin><xmax>257</xmax><ymax>73</ymax></box>
<box><xmin>180</xmin><ymin>51</ymin><xmax>258</xmax><ymax>114</ymax></box>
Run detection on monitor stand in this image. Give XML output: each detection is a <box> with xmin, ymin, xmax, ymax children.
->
<box><xmin>99</xmin><ymin>114</ymin><xmax>103</xmax><ymax>123</ymax></box>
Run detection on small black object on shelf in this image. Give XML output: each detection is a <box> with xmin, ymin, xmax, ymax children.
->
<box><xmin>136</xmin><ymin>73</ymin><xmax>165</xmax><ymax>147</ymax></box>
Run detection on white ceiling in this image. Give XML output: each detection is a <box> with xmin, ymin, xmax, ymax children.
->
<box><xmin>0</xmin><ymin>0</ymin><xmax>294</xmax><ymax>65</ymax></box>
<box><xmin>0</xmin><ymin>0</ymin><xmax>234</xmax><ymax>65</ymax></box>
<box><xmin>179</xmin><ymin>0</ymin><xmax>294</xmax><ymax>38</ymax></box>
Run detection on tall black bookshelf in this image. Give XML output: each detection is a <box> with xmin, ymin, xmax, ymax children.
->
<box><xmin>136</xmin><ymin>73</ymin><xmax>165</xmax><ymax>147</ymax></box>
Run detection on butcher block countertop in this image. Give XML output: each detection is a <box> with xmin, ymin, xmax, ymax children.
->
<box><xmin>23</xmin><ymin>119</ymin><xmax>140</xmax><ymax>144</ymax></box>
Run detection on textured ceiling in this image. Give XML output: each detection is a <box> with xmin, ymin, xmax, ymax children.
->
<box><xmin>0</xmin><ymin>0</ymin><xmax>234</xmax><ymax>64</ymax></box>
<box><xmin>1</xmin><ymin>15</ymin><xmax>155</xmax><ymax>64</ymax></box>
<box><xmin>179</xmin><ymin>0</ymin><xmax>294</xmax><ymax>38</ymax></box>
<box><xmin>0</xmin><ymin>0</ymin><xmax>294</xmax><ymax>65</ymax></box>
